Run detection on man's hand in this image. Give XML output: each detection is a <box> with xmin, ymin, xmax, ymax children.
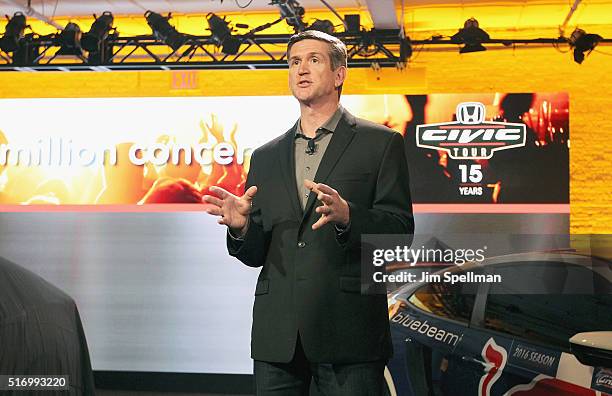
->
<box><xmin>304</xmin><ymin>179</ymin><xmax>349</xmax><ymax>230</ymax></box>
<box><xmin>203</xmin><ymin>185</ymin><xmax>258</xmax><ymax>236</ymax></box>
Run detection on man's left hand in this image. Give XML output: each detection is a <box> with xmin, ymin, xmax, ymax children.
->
<box><xmin>304</xmin><ymin>179</ymin><xmax>350</xmax><ymax>230</ymax></box>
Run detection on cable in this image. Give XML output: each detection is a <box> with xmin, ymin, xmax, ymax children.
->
<box><xmin>559</xmin><ymin>0</ymin><xmax>582</xmax><ymax>37</ymax></box>
<box><xmin>52</xmin><ymin>0</ymin><xmax>59</xmax><ymax>19</ymax></box>
<box><xmin>515</xmin><ymin>0</ymin><xmax>528</xmax><ymax>34</ymax></box>
<box><xmin>318</xmin><ymin>0</ymin><xmax>347</xmax><ymax>30</ymax></box>
<box><xmin>410</xmin><ymin>43</ymin><xmax>426</xmax><ymax>61</ymax></box>
<box><xmin>552</xmin><ymin>40</ymin><xmax>570</xmax><ymax>53</ymax></box>
<box><xmin>399</xmin><ymin>0</ymin><xmax>405</xmax><ymax>38</ymax></box>
<box><xmin>235</xmin><ymin>0</ymin><xmax>254</xmax><ymax>8</ymax></box>
<box><xmin>409</xmin><ymin>35</ymin><xmax>438</xmax><ymax>61</ymax></box>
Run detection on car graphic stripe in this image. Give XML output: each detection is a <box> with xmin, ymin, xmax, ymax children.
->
<box><xmin>384</xmin><ymin>366</ymin><xmax>398</xmax><ymax>396</ymax></box>
<box><xmin>479</xmin><ymin>338</ymin><xmax>508</xmax><ymax>396</ymax></box>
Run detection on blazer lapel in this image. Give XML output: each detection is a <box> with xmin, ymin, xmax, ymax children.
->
<box><xmin>301</xmin><ymin>111</ymin><xmax>357</xmax><ymax>224</ymax></box>
<box><xmin>278</xmin><ymin>124</ymin><xmax>303</xmax><ymax>220</ymax></box>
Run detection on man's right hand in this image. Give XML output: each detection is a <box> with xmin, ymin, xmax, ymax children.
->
<box><xmin>202</xmin><ymin>185</ymin><xmax>258</xmax><ymax>237</ymax></box>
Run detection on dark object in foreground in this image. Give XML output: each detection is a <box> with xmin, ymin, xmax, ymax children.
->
<box><xmin>0</xmin><ymin>256</ymin><xmax>96</xmax><ymax>395</ymax></box>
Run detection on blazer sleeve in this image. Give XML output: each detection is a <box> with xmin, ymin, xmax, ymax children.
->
<box><xmin>339</xmin><ymin>131</ymin><xmax>414</xmax><ymax>248</ymax></box>
<box><xmin>226</xmin><ymin>150</ymin><xmax>271</xmax><ymax>267</ymax></box>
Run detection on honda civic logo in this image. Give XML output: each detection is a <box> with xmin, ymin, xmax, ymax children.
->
<box><xmin>416</xmin><ymin>102</ymin><xmax>527</xmax><ymax>160</ymax></box>
<box><xmin>457</xmin><ymin>102</ymin><xmax>485</xmax><ymax>124</ymax></box>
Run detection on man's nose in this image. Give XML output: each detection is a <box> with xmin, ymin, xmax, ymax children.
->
<box><xmin>298</xmin><ymin>62</ymin><xmax>309</xmax><ymax>75</ymax></box>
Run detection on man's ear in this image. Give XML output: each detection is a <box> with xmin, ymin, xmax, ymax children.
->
<box><xmin>334</xmin><ymin>66</ymin><xmax>347</xmax><ymax>88</ymax></box>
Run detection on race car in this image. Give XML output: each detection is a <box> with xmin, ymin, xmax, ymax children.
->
<box><xmin>385</xmin><ymin>251</ymin><xmax>612</xmax><ymax>396</ymax></box>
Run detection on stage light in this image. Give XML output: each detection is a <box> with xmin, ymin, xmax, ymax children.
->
<box><xmin>145</xmin><ymin>10</ymin><xmax>187</xmax><ymax>51</ymax></box>
<box><xmin>400</xmin><ymin>36</ymin><xmax>412</xmax><ymax>63</ymax></box>
<box><xmin>345</xmin><ymin>14</ymin><xmax>360</xmax><ymax>33</ymax></box>
<box><xmin>56</xmin><ymin>22</ymin><xmax>84</xmax><ymax>56</ymax></box>
<box><xmin>206</xmin><ymin>13</ymin><xmax>242</xmax><ymax>55</ymax></box>
<box><xmin>569</xmin><ymin>28</ymin><xmax>602</xmax><ymax>64</ymax></box>
<box><xmin>271</xmin><ymin>0</ymin><xmax>306</xmax><ymax>32</ymax></box>
<box><xmin>0</xmin><ymin>12</ymin><xmax>27</xmax><ymax>53</ymax></box>
<box><xmin>451</xmin><ymin>17</ymin><xmax>490</xmax><ymax>53</ymax></box>
<box><xmin>81</xmin><ymin>11</ymin><xmax>114</xmax><ymax>53</ymax></box>
<box><xmin>308</xmin><ymin>19</ymin><xmax>334</xmax><ymax>35</ymax></box>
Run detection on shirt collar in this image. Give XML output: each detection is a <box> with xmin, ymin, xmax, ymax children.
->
<box><xmin>295</xmin><ymin>105</ymin><xmax>344</xmax><ymax>138</ymax></box>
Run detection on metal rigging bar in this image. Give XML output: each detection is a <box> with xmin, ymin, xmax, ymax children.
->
<box><xmin>0</xmin><ymin>30</ymin><xmax>409</xmax><ymax>71</ymax></box>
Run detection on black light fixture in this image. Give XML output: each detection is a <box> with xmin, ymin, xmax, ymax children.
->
<box><xmin>271</xmin><ymin>0</ymin><xmax>306</xmax><ymax>32</ymax></box>
<box><xmin>56</xmin><ymin>22</ymin><xmax>83</xmax><ymax>56</ymax></box>
<box><xmin>206</xmin><ymin>13</ymin><xmax>243</xmax><ymax>55</ymax></box>
<box><xmin>569</xmin><ymin>28</ymin><xmax>602</xmax><ymax>64</ymax></box>
<box><xmin>400</xmin><ymin>36</ymin><xmax>412</xmax><ymax>63</ymax></box>
<box><xmin>451</xmin><ymin>17</ymin><xmax>490</xmax><ymax>53</ymax></box>
<box><xmin>0</xmin><ymin>12</ymin><xmax>27</xmax><ymax>53</ymax></box>
<box><xmin>81</xmin><ymin>11</ymin><xmax>114</xmax><ymax>53</ymax></box>
<box><xmin>145</xmin><ymin>10</ymin><xmax>187</xmax><ymax>51</ymax></box>
<box><xmin>345</xmin><ymin>14</ymin><xmax>360</xmax><ymax>33</ymax></box>
<box><xmin>308</xmin><ymin>19</ymin><xmax>334</xmax><ymax>35</ymax></box>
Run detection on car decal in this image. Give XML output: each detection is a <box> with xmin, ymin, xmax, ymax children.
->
<box><xmin>390</xmin><ymin>298</ymin><xmax>609</xmax><ymax>396</ymax></box>
<box><xmin>384</xmin><ymin>365</ymin><xmax>398</xmax><ymax>396</ymax></box>
<box><xmin>591</xmin><ymin>367</ymin><xmax>612</xmax><ymax>395</ymax></box>
<box><xmin>508</xmin><ymin>342</ymin><xmax>560</xmax><ymax>377</ymax></box>
<box><xmin>504</xmin><ymin>374</ymin><xmax>597</xmax><ymax>395</ymax></box>
<box><xmin>390</xmin><ymin>308</ymin><xmax>464</xmax><ymax>352</ymax></box>
<box><xmin>503</xmin><ymin>374</ymin><xmax>552</xmax><ymax>395</ymax></box>
<box><xmin>479</xmin><ymin>338</ymin><xmax>508</xmax><ymax>396</ymax></box>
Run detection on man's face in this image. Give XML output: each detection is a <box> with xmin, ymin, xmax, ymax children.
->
<box><xmin>288</xmin><ymin>39</ymin><xmax>346</xmax><ymax>106</ymax></box>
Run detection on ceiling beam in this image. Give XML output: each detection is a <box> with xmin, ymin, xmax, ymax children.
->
<box><xmin>364</xmin><ymin>0</ymin><xmax>399</xmax><ymax>30</ymax></box>
<box><xmin>4</xmin><ymin>0</ymin><xmax>64</xmax><ymax>30</ymax></box>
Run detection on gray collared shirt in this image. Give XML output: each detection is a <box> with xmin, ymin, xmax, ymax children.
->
<box><xmin>229</xmin><ymin>105</ymin><xmax>347</xmax><ymax>241</ymax></box>
<box><xmin>294</xmin><ymin>105</ymin><xmax>343</xmax><ymax>210</ymax></box>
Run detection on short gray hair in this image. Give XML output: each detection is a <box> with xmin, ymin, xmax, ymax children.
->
<box><xmin>287</xmin><ymin>30</ymin><xmax>347</xmax><ymax>71</ymax></box>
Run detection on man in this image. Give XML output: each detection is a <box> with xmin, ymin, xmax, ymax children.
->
<box><xmin>203</xmin><ymin>30</ymin><xmax>413</xmax><ymax>395</ymax></box>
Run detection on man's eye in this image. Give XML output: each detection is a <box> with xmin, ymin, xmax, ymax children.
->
<box><xmin>312</xmin><ymin>58</ymin><xmax>318</xmax><ymax>63</ymax></box>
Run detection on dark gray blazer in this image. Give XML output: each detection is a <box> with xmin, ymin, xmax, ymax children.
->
<box><xmin>228</xmin><ymin>110</ymin><xmax>414</xmax><ymax>363</ymax></box>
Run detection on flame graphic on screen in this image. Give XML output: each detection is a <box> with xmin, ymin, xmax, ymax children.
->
<box><xmin>0</xmin><ymin>114</ymin><xmax>249</xmax><ymax>206</ymax></box>
<box><xmin>198</xmin><ymin>114</ymin><xmax>247</xmax><ymax>199</ymax></box>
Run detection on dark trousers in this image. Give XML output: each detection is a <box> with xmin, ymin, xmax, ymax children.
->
<box><xmin>254</xmin><ymin>335</ymin><xmax>386</xmax><ymax>396</ymax></box>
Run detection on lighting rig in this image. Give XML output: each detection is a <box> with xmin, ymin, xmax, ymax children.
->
<box><xmin>0</xmin><ymin>3</ymin><xmax>609</xmax><ymax>71</ymax></box>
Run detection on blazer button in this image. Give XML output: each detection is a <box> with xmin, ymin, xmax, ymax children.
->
<box><xmin>297</xmin><ymin>241</ymin><xmax>306</xmax><ymax>248</ymax></box>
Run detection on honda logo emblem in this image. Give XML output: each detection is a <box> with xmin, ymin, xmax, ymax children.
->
<box><xmin>456</xmin><ymin>102</ymin><xmax>485</xmax><ymax>125</ymax></box>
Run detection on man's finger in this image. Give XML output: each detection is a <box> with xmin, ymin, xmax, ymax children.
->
<box><xmin>312</xmin><ymin>214</ymin><xmax>330</xmax><ymax>230</ymax></box>
<box><xmin>206</xmin><ymin>206</ymin><xmax>223</xmax><ymax>216</ymax></box>
<box><xmin>243</xmin><ymin>185</ymin><xmax>258</xmax><ymax>200</ymax></box>
<box><xmin>316</xmin><ymin>183</ymin><xmax>337</xmax><ymax>196</ymax></box>
<box><xmin>304</xmin><ymin>179</ymin><xmax>320</xmax><ymax>195</ymax></box>
<box><xmin>202</xmin><ymin>195</ymin><xmax>223</xmax><ymax>207</ymax></box>
<box><xmin>316</xmin><ymin>205</ymin><xmax>331</xmax><ymax>215</ymax></box>
<box><xmin>209</xmin><ymin>185</ymin><xmax>232</xmax><ymax>199</ymax></box>
<box><xmin>316</xmin><ymin>192</ymin><xmax>333</xmax><ymax>205</ymax></box>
